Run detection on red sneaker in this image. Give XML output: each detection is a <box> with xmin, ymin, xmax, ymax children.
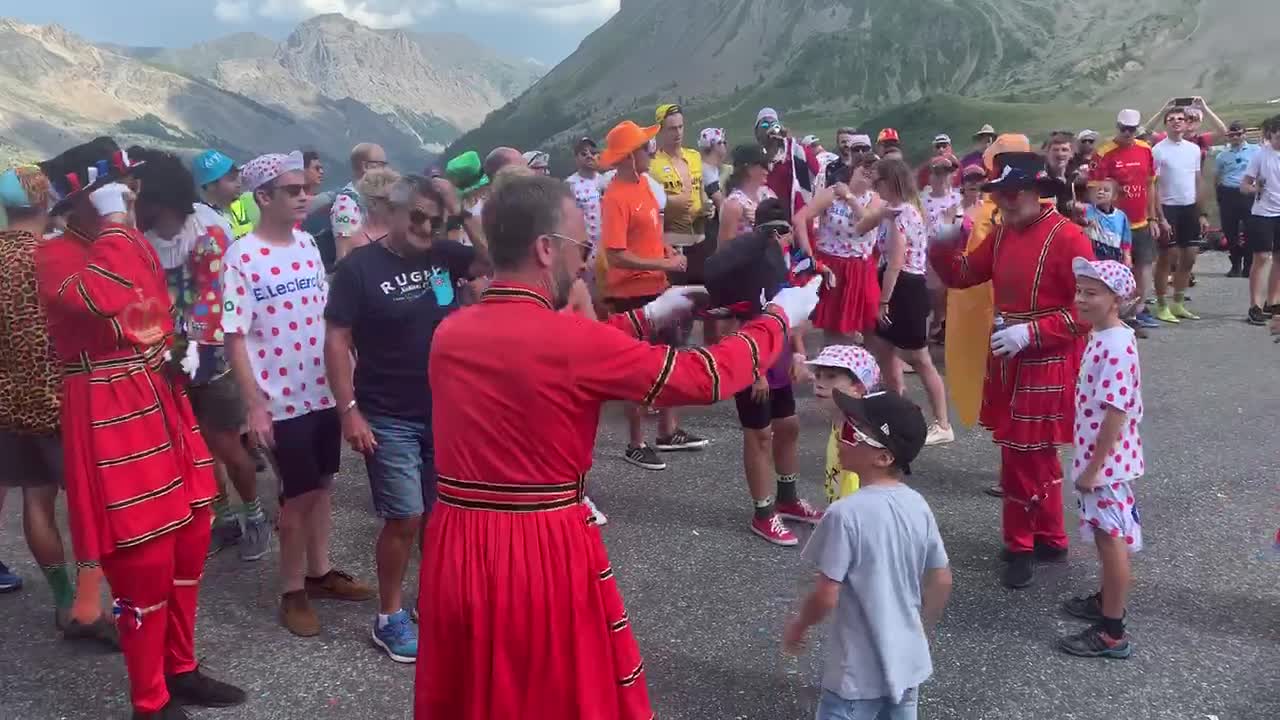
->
<box><xmin>776</xmin><ymin>499</ymin><xmax>824</xmax><ymax>525</ymax></box>
<box><xmin>750</xmin><ymin>514</ymin><xmax>798</xmax><ymax>546</ymax></box>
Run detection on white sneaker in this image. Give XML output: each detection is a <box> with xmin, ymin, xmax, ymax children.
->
<box><xmin>925</xmin><ymin>423</ymin><xmax>955</xmax><ymax>446</ymax></box>
<box><xmin>584</xmin><ymin>496</ymin><xmax>608</xmax><ymax>526</ymax></box>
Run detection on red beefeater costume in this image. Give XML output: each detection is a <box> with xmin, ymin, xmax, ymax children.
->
<box><xmin>415</xmin><ymin>282</ymin><xmax>790</xmax><ymax>720</ymax></box>
<box><xmin>930</xmin><ymin>206</ymin><xmax>1094</xmax><ymax>553</ymax></box>
<box><xmin>36</xmin><ymin>219</ymin><xmax>217</xmax><ymax>714</ymax></box>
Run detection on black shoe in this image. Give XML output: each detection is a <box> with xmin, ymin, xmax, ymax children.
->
<box><xmin>1264</xmin><ymin>303</ymin><xmax>1280</xmax><ymax>316</ymax></box>
<box><xmin>623</xmin><ymin>444</ymin><xmax>666</xmax><ymax>471</ymax></box>
<box><xmin>1227</xmin><ymin>266</ymin><xmax>1241</xmax><ymax>278</ymax></box>
<box><xmin>1058</xmin><ymin>623</ymin><xmax>1132</xmax><ymax>659</ymax></box>
<box><xmin>1035</xmin><ymin>542</ymin><xmax>1069</xmax><ymax>563</ymax></box>
<box><xmin>132</xmin><ymin>703</ymin><xmax>191</xmax><ymax>720</ymax></box>
<box><xmin>653</xmin><ymin>428</ymin><xmax>709</xmax><ymax>452</ymax></box>
<box><xmin>62</xmin><ymin>616</ymin><xmax>121</xmax><ymax>651</ymax></box>
<box><xmin>1062</xmin><ymin>592</ymin><xmax>1104</xmax><ymax>622</ymax></box>
<box><xmin>983</xmin><ymin>484</ymin><xmax>1004</xmax><ymax>498</ymax></box>
<box><xmin>1249</xmin><ymin>306</ymin><xmax>1270</xmax><ymax>325</ymax></box>
<box><xmin>1002</xmin><ymin>552</ymin><xmax>1034</xmax><ymax>589</ymax></box>
<box><xmin>166</xmin><ymin>666</ymin><xmax>247</xmax><ymax>708</ymax></box>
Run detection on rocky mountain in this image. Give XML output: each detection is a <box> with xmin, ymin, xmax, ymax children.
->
<box><xmin>0</xmin><ymin>15</ymin><xmax>542</xmax><ymax>170</ymax></box>
<box><xmin>452</xmin><ymin>0</ymin><xmax>1274</xmax><ymax>159</ymax></box>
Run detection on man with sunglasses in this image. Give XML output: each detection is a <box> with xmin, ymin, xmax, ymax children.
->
<box><xmin>1150</xmin><ymin>106</ymin><xmax>1206</xmax><ymax>323</ymax></box>
<box><xmin>1212</xmin><ymin>120</ymin><xmax>1259</xmax><ymax>278</ymax></box>
<box><xmin>223</xmin><ymin>152</ymin><xmax>375</xmax><ymax>639</ymax></box>
<box><xmin>916</xmin><ymin>133</ymin><xmax>960</xmax><ymax>191</ymax></box>
<box><xmin>1093</xmin><ymin>109</ymin><xmax>1160</xmax><ymax>330</ymax></box>
<box><xmin>324</xmin><ymin>175</ymin><xmax>482</xmax><ymax>663</ymax></box>
<box><xmin>330</xmin><ymin>142</ymin><xmax>388</xmax><ymax>263</ymax></box>
<box><xmin>824</xmin><ymin>129</ymin><xmax>873</xmax><ymax>190</ymax></box>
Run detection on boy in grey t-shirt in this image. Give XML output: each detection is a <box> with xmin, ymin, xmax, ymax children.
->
<box><xmin>784</xmin><ymin>391</ymin><xmax>953</xmax><ymax>720</ymax></box>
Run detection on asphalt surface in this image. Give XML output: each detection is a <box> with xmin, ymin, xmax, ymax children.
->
<box><xmin>1</xmin><ymin>251</ymin><xmax>1278</xmax><ymax>720</ymax></box>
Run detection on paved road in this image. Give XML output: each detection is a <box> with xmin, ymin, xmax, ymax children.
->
<box><xmin>2</xmin><ymin>252</ymin><xmax>1278</xmax><ymax>720</ymax></box>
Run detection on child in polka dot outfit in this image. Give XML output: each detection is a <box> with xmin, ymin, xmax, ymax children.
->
<box><xmin>806</xmin><ymin>345</ymin><xmax>882</xmax><ymax>503</ymax></box>
<box><xmin>1059</xmin><ymin>257</ymin><xmax>1144</xmax><ymax>660</ymax></box>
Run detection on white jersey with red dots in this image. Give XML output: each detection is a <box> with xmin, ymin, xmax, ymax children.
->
<box><xmin>220</xmin><ymin>229</ymin><xmax>334</xmax><ymax>420</ymax></box>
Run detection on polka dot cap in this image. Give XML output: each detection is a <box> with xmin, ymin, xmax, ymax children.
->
<box><xmin>1073</xmin><ymin>257</ymin><xmax>1136</xmax><ymax>299</ymax></box>
<box><xmin>241</xmin><ymin>150</ymin><xmax>305</xmax><ymax>193</ymax></box>
<box><xmin>807</xmin><ymin>345</ymin><xmax>880</xmax><ymax>390</ymax></box>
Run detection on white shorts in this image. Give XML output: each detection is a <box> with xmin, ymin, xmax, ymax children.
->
<box><xmin>1076</xmin><ymin>481</ymin><xmax>1143</xmax><ymax>553</ymax></box>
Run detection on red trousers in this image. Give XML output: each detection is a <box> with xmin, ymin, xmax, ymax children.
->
<box><xmin>101</xmin><ymin>506</ymin><xmax>212</xmax><ymax>713</ymax></box>
<box><xmin>1000</xmin><ymin>446</ymin><xmax>1067</xmax><ymax>553</ymax></box>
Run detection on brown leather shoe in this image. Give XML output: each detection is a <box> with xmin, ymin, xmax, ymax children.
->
<box><xmin>280</xmin><ymin>590</ymin><xmax>320</xmax><ymax>637</ymax></box>
<box><xmin>304</xmin><ymin>569</ymin><xmax>374</xmax><ymax>602</ymax></box>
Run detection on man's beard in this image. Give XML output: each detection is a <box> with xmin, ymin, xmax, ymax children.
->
<box><xmin>550</xmin><ymin>264</ymin><xmax>575</xmax><ymax>310</ymax></box>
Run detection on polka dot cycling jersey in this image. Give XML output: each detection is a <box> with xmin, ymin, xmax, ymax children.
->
<box><xmin>817</xmin><ymin>190</ymin><xmax>877</xmax><ymax>259</ymax></box>
<box><xmin>220</xmin><ymin>229</ymin><xmax>334</xmax><ymax>420</ymax></box>
<box><xmin>1072</xmin><ymin>326</ymin><xmax>1144</xmax><ymax>484</ymax></box>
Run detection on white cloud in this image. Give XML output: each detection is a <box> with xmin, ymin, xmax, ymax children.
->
<box><xmin>213</xmin><ymin>0</ymin><xmax>618</xmax><ymax>28</ymax></box>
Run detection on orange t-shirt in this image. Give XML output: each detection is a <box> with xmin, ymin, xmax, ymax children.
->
<box><xmin>601</xmin><ymin>175</ymin><xmax>669</xmax><ymax>299</ymax></box>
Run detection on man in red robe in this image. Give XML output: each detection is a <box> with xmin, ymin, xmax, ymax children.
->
<box><xmin>930</xmin><ymin>152</ymin><xmax>1095</xmax><ymax>590</ymax></box>
<box><xmin>36</xmin><ymin>138</ymin><xmax>245</xmax><ymax>720</ymax></box>
<box><xmin>414</xmin><ymin>174</ymin><xmax>820</xmax><ymax>719</ymax></box>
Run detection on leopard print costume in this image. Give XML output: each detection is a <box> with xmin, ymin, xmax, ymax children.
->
<box><xmin>0</xmin><ymin>229</ymin><xmax>61</xmax><ymax>434</ymax></box>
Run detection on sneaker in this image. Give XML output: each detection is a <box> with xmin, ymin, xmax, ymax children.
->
<box><xmin>280</xmin><ymin>590</ymin><xmax>320</xmax><ymax>637</ymax></box>
<box><xmin>1153</xmin><ymin>304</ymin><xmax>1179</xmax><ymax>324</ymax></box>
<box><xmin>372</xmin><ymin>610</ymin><xmax>418</xmax><ymax>663</ymax></box>
<box><xmin>1058</xmin><ymin>623</ymin><xmax>1133</xmax><ymax>659</ymax></box>
<box><xmin>166</xmin><ymin>666</ymin><xmax>247</xmax><ymax>707</ymax></box>
<box><xmin>750</xmin><ymin>514</ymin><xmax>799</xmax><ymax>547</ymax></box>
<box><xmin>238</xmin><ymin>514</ymin><xmax>271</xmax><ymax>562</ymax></box>
<box><xmin>1062</xmin><ymin>592</ymin><xmax>1104</xmax><ymax>622</ymax></box>
<box><xmin>584</xmin><ymin>496</ymin><xmax>608</xmax><ymax>526</ymax></box>
<box><xmin>1002</xmin><ymin>552</ymin><xmax>1034</xmax><ymax>589</ymax></box>
<box><xmin>132</xmin><ymin>702</ymin><xmax>191</xmax><ymax>720</ymax></box>
<box><xmin>207</xmin><ymin>519</ymin><xmax>243</xmax><ymax>558</ymax></box>
<box><xmin>776</xmin><ymin>498</ymin><xmax>824</xmax><ymax>525</ymax></box>
<box><xmin>0</xmin><ymin>560</ymin><xmax>21</xmax><ymax>593</ymax></box>
<box><xmin>1169</xmin><ymin>301</ymin><xmax>1199</xmax><ymax>320</ymax></box>
<box><xmin>63</xmin><ymin>615</ymin><xmax>121</xmax><ymax>651</ymax></box>
<box><xmin>1265</xmin><ymin>303</ymin><xmax>1280</xmax><ymax>316</ymax></box>
<box><xmin>305</xmin><ymin>569</ymin><xmax>375</xmax><ymax>602</ymax></box>
<box><xmin>1135</xmin><ymin>309</ymin><xmax>1160</xmax><ymax>328</ymax></box>
<box><xmin>924</xmin><ymin>424</ymin><xmax>955</xmax><ymax>446</ymax></box>
<box><xmin>654</xmin><ymin>428</ymin><xmax>709</xmax><ymax>452</ymax></box>
<box><xmin>623</xmin><ymin>444</ymin><xmax>666</xmax><ymax>471</ymax></box>
<box><xmin>1248</xmin><ymin>306</ymin><xmax>1270</xmax><ymax>326</ymax></box>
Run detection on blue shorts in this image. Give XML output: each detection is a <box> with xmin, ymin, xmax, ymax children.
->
<box><xmin>363</xmin><ymin>413</ymin><xmax>436</xmax><ymax>519</ymax></box>
<box><xmin>817</xmin><ymin>688</ymin><xmax>918</xmax><ymax>720</ymax></box>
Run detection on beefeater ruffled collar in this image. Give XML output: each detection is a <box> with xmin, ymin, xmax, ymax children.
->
<box><xmin>480</xmin><ymin>281</ymin><xmax>554</xmax><ymax>310</ymax></box>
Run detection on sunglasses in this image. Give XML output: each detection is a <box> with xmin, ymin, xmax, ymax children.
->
<box><xmin>1080</xmin><ymin>139</ymin><xmax>1096</xmax><ymax>144</ymax></box>
<box><xmin>276</xmin><ymin>184</ymin><xmax>307</xmax><ymax>198</ymax></box>
<box><xmin>839</xmin><ymin>418</ymin><xmax>886</xmax><ymax>449</ymax></box>
<box><xmin>934</xmin><ymin>143</ymin><xmax>951</xmax><ymax>149</ymax></box>
<box><xmin>1118</xmin><ymin>125</ymin><xmax>1139</xmax><ymax>134</ymax></box>
<box><xmin>547</xmin><ymin>232</ymin><xmax>593</xmax><ymax>261</ymax></box>
<box><xmin>409</xmin><ymin>209</ymin><xmax>444</xmax><ymax>230</ymax></box>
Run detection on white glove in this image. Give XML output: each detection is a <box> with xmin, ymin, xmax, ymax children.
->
<box><xmin>89</xmin><ymin>182</ymin><xmax>130</xmax><ymax>217</ymax></box>
<box><xmin>180</xmin><ymin>342</ymin><xmax>201</xmax><ymax>380</ymax></box>
<box><xmin>990</xmin><ymin>323</ymin><xmax>1032</xmax><ymax>358</ymax></box>
<box><xmin>766</xmin><ymin>276</ymin><xmax>822</xmax><ymax>327</ymax></box>
<box><xmin>642</xmin><ymin>285</ymin><xmax>702</xmax><ymax>327</ymax></box>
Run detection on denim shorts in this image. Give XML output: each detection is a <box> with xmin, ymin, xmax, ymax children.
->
<box><xmin>816</xmin><ymin>688</ymin><xmax>918</xmax><ymax>720</ymax></box>
<box><xmin>364</xmin><ymin>413</ymin><xmax>436</xmax><ymax>519</ymax></box>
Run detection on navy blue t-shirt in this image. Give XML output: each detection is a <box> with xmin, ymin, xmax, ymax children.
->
<box><xmin>325</xmin><ymin>239</ymin><xmax>475</xmax><ymax>421</ymax></box>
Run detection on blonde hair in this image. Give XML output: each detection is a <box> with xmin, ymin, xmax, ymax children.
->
<box><xmin>12</xmin><ymin>165</ymin><xmax>52</xmax><ymax>210</ymax></box>
<box><xmin>872</xmin><ymin>156</ymin><xmax>920</xmax><ymax>208</ymax></box>
<box><xmin>357</xmin><ymin>167</ymin><xmax>401</xmax><ymax>202</ymax></box>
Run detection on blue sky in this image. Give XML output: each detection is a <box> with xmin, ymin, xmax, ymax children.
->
<box><xmin>0</xmin><ymin>0</ymin><xmax>617</xmax><ymax>64</ymax></box>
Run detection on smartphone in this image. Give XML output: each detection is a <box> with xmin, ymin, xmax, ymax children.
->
<box><xmin>1174</xmin><ymin>97</ymin><xmax>1195</xmax><ymax>107</ymax></box>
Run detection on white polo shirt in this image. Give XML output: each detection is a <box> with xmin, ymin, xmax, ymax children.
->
<box><xmin>1152</xmin><ymin>138</ymin><xmax>1201</xmax><ymax>206</ymax></box>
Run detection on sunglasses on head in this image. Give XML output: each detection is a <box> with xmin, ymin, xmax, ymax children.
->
<box><xmin>839</xmin><ymin>418</ymin><xmax>886</xmax><ymax>449</ymax></box>
<box><xmin>547</xmin><ymin>232</ymin><xmax>592</xmax><ymax>261</ymax></box>
<box><xmin>409</xmin><ymin>209</ymin><xmax>443</xmax><ymax>229</ymax></box>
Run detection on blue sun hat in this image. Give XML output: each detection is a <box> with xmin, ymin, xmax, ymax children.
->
<box><xmin>192</xmin><ymin>150</ymin><xmax>238</xmax><ymax>187</ymax></box>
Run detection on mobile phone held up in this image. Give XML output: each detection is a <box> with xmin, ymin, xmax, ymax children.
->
<box><xmin>1174</xmin><ymin>97</ymin><xmax>1195</xmax><ymax>107</ymax></box>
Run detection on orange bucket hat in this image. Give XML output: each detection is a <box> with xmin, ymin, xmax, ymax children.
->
<box><xmin>598</xmin><ymin>120</ymin><xmax>660</xmax><ymax>169</ymax></box>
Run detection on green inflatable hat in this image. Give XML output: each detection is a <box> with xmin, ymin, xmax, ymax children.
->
<box><xmin>445</xmin><ymin>151</ymin><xmax>490</xmax><ymax>195</ymax></box>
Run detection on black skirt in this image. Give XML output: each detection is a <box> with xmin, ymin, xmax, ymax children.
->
<box><xmin>874</xmin><ymin>268</ymin><xmax>929</xmax><ymax>350</ymax></box>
